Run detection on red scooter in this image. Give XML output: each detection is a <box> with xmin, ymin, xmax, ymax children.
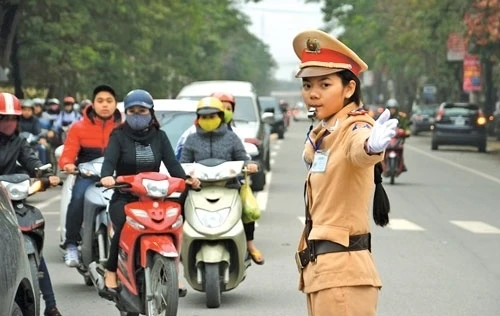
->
<box><xmin>89</xmin><ymin>172</ymin><xmax>185</xmax><ymax>316</ymax></box>
<box><xmin>382</xmin><ymin>128</ymin><xmax>410</xmax><ymax>184</ymax></box>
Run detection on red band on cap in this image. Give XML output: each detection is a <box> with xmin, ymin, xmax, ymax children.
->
<box><xmin>301</xmin><ymin>48</ymin><xmax>361</xmax><ymax>76</ymax></box>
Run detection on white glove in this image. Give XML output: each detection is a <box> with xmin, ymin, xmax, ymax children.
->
<box><xmin>366</xmin><ymin>109</ymin><xmax>399</xmax><ymax>153</ymax></box>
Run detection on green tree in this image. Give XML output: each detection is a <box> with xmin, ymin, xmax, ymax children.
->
<box><xmin>2</xmin><ymin>0</ymin><xmax>276</xmax><ymax>99</ymax></box>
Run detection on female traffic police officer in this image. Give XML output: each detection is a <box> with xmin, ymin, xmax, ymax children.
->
<box><xmin>292</xmin><ymin>29</ymin><xmax>398</xmax><ymax>315</ymax></box>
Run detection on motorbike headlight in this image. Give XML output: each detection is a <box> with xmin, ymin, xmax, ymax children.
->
<box><xmin>195</xmin><ymin>207</ymin><xmax>230</xmax><ymax>228</ymax></box>
<box><xmin>142</xmin><ymin>179</ymin><xmax>169</xmax><ymax>198</ymax></box>
<box><xmin>1</xmin><ymin>180</ymin><xmax>30</xmax><ymax>201</ymax></box>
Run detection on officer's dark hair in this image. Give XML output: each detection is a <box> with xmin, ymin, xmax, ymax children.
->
<box><xmin>372</xmin><ymin>160</ymin><xmax>390</xmax><ymax>226</ymax></box>
<box><xmin>337</xmin><ymin>70</ymin><xmax>362</xmax><ymax>106</ymax></box>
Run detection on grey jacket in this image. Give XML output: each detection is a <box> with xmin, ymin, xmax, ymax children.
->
<box><xmin>179</xmin><ymin>124</ymin><xmax>249</xmax><ymax>163</ymax></box>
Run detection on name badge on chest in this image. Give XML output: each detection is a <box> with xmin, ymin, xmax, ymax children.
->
<box><xmin>310</xmin><ymin>150</ymin><xmax>329</xmax><ymax>173</ymax></box>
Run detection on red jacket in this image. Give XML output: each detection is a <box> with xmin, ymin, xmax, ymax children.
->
<box><xmin>58</xmin><ymin>106</ymin><xmax>122</xmax><ymax>168</ymax></box>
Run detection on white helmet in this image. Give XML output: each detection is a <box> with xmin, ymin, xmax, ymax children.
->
<box><xmin>386</xmin><ymin>98</ymin><xmax>399</xmax><ymax>108</ymax></box>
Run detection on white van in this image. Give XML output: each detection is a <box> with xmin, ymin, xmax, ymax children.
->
<box><xmin>176</xmin><ymin>80</ymin><xmax>273</xmax><ymax>191</ymax></box>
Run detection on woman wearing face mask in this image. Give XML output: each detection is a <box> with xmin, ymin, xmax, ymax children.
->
<box><xmin>179</xmin><ymin>96</ymin><xmax>265</xmax><ymax>265</ymax></box>
<box><xmin>292</xmin><ymin>30</ymin><xmax>398</xmax><ymax>316</ymax></box>
<box><xmin>99</xmin><ymin>89</ymin><xmax>201</xmax><ymax>294</ymax></box>
<box><xmin>175</xmin><ymin>91</ymin><xmax>239</xmax><ymax>160</ymax></box>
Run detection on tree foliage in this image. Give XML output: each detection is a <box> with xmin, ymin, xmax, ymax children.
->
<box><xmin>307</xmin><ymin>0</ymin><xmax>499</xmax><ymax>109</ymax></box>
<box><xmin>1</xmin><ymin>0</ymin><xmax>276</xmax><ymax>99</ymax></box>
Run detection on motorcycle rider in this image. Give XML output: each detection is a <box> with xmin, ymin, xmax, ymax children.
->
<box><xmin>99</xmin><ymin>89</ymin><xmax>200</xmax><ymax>295</ymax></box>
<box><xmin>179</xmin><ymin>96</ymin><xmax>265</xmax><ymax>265</ymax></box>
<box><xmin>19</xmin><ymin>99</ymin><xmax>51</xmax><ymax>164</ymax></box>
<box><xmin>33</xmin><ymin>98</ymin><xmax>53</xmax><ymax>131</ymax></box>
<box><xmin>78</xmin><ymin>99</ymin><xmax>92</xmax><ymax>115</ymax></box>
<box><xmin>0</xmin><ymin>92</ymin><xmax>63</xmax><ymax>316</ymax></box>
<box><xmin>175</xmin><ymin>92</ymin><xmax>241</xmax><ymax>160</ymax></box>
<box><xmin>59</xmin><ymin>85</ymin><xmax>122</xmax><ymax>267</ymax></box>
<box><xmin>386</xmin><ymin>98</ymin><xmax>409</xmax><ymax>171</ymax></box>
<box><xmin>52</xmin><ymin>96</ymin><xmax>81</xmax><ymax>136</ymax></box>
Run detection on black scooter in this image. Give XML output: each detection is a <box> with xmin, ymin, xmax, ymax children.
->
<box><xmin>0</xmin><ymin>164</ymin><xmax>58</xmax><ymax>313</ymax></box>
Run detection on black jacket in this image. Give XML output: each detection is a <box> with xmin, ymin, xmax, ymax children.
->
<box><xmin>19</xmin><ymin>117</ymin><xmax>41</xmax><ymax>135</ymax></box>
<box><xmin>101</xmin><ymin>123</ymin><xmax>186</xmax><ymax>179</ymax></box>
<box><xmin>0</xmin><ymin>133</ymin><xmax>45</xmax><ymax>177</ymax></box>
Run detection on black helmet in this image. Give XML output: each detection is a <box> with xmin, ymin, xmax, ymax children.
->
<box><xmin>123</xmin><ymin>89</ymin><xmax>154</xmax><ymax>110</ymax></box>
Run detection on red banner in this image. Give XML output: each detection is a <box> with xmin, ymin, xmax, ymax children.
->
<box><xmin>463</xmin><ymin>54</ymin><xmax>482</xmax><ymax>92</ymax></box>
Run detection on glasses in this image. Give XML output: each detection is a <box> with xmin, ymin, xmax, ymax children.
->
<box><xmin>0</xmin><ymin>115</ymin><xmax>18</xmax><ymax>121</ymax></box>
<box><xmin>126</xmin><ymin>107</ymin><xmax>150</xmax><ymax>115</ymax></box>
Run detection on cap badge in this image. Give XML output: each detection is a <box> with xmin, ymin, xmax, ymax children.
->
<box><xmin>305</xmin><ymin>38</ymin><xmax>320</xmax><ymax>53</ymax></box>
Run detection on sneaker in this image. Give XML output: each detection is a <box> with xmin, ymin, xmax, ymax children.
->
<box><xmin>44</xmin><ymin>307</ymin><xmax>62</xmax><ymax>316</ymax></box>
<box><xmin>64</xmin><ymin>244</ymin><xmax>80</xmax><ymax>267</ymax></box>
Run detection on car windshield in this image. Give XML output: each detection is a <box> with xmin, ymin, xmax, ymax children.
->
<box><xmin>180</xmin><ymin>96</ymin><xmax>257</xmax><ymax>122</ymax></box>
<box><xmin>156</xmin><ymin>111</ymin><xmax>197</xmax><ymax>149</ymax></box>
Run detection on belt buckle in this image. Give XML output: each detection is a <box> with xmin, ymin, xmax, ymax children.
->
<box><xmin>295</xmin><ymin>251</ymin><xmax>304</xmax><ymax>272</ymax></box>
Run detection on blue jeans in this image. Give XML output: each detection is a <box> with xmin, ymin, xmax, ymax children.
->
<box><xmin>37</xmin><ymin>144</ymin><xmax>48</xmax><ymax>165</ymax></box>
<box><xmin>39</xmin><ymin>256</ymin><xmax>56</xmax><ymax>309</ymax></box>
<box><xmin>65</xmin><ymin>176</ymin><xmax>96</xmax><ymax>246</ymax></box>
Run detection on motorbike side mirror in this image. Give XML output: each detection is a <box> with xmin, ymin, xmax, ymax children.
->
<box><xmin>261</xmin><ymin>112</ymin><xmax>275</xmax><ymax>125</ymax></box>
<box><xmin>38</xmin><ymin>164</ymin><xmax>52</xmax><ymax>171</ymax></box>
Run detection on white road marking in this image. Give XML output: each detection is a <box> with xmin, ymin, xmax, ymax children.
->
<box><xmin>450</xmin><ymin>220</ymin><xmax>500</xmax><ymax>234</ymax></box>
<box><xmin>31</xmin><ymin>195</ymin><xmax>61</xmax><ymax>210</ymax></box>
<box><xmin>406</xmin><ymin>144</ymin><xmax>500</xmax><ymax>185</ymax></box>
<box><xmin>298</xmin><ymin>216</ymin><xmax>305</xmax><ymax>225</ymax></box>
<box><xmin>256</xmin><ymin>190</ymin><xmax>268</xmax><ymax>212</ymax></box>
<box><xmin>270</xmin><ymin>158</ymin><xmax>275</xmax><ymax>166</ymax></box>
<box><xmin>387</xmin><ymin>218</ymin><xmax>425</xmax><ymax>231</ymax></box>
<box><xmin>270</xmin><ymin>151</ymin><xmax>278</xmax><ymax>157</ymax></box>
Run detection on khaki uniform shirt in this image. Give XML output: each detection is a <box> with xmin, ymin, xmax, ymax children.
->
<box><xmin>299</xmin><ymin>103</ymin><xmax>383</xmax><ymax>293</ymax></box>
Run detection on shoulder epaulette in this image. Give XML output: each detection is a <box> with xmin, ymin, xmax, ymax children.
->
<box><xmin>347</xmin><ymin>109</ymin><xmax>368</xmax><ymax>116</ymax></box>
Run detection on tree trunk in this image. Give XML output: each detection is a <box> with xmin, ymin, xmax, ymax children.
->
<box><xmin>10</xmin><ymin>33</ymin><xmax>23</xmax><ymax>98</ymax></box>
<box><xmin>482</xmin><ymin>57</ymin><xmax>494</xmax><ymax>114</ymax></box>
<box><xmin>0</xmin><ymin>4</ymin><xmax>21</xmax><ymax>68</ymax></box>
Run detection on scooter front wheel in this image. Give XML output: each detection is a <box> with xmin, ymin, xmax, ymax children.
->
<box><xmin>204</xmin><ymin>263</ymin><xmax>221</xmax><ymax>308</ymax></box>
<box><xmin>146</xmin><ymin>254</ymin><xmax>179</xmax><ymax>316</ymax></box>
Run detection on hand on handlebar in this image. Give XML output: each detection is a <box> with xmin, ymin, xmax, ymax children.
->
<box><xmin>48</xmin><ymin>175</ymin><xmax>61</xmax><ymax>186</ymax></box>
<box><xmin>63</xmin><ymin>163</ymin><xmax>77</xmax><ymax>174</ymax></box>
<box><xmin>100</xmin><ymin>176</ymin><xmax>116</xmax><ymax>188</ymax></box>
<box><xmin>245</xmin><ymin>163</ymin><xmax>259</xmax><ymax>174</ymax></box>
<box><xmin>185</xmin><ymin>177</ymin><xmax>201</xmax><ymax>190</ymax></box>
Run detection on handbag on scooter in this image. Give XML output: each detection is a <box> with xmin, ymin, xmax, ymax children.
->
<box><xmin>240</xmin><ymin>171</ymin><xmax>261</xmax><ymax>224</ymax></box>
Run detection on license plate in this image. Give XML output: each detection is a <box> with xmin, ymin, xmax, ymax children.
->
<box><xmin>455</xmin><ymin>117</ymin><xmax>465</xmax><ymax>126</ymax></box>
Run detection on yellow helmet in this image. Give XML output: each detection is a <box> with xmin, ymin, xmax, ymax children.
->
<box><xmin>196</xmin><ymin>97</ymin><xmax>225</xmax><ymax>115</ymax></box>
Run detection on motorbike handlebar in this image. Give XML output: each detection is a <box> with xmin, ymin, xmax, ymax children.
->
<box><xmin>95</xmin><ymin>182</ymin><xmax>131</xmax><ymax>190</ymax></box>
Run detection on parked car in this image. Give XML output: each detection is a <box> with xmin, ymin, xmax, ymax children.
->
<box><xmin>259</xmin><ymin>96</ymin><xmax>286</xmax><ymax>139</ymax></box>
<box><xmin>431</xmin><ymin>102</ymin><xmax>487</xmax><ymax>152</ymax></box>
<box><xmin>176</xmin><ymin>80</ymin><xmax>273</xmax><ymax>191</ymax></box>
<box><xmin>410</xmin><ymin>103</ymin><xmax>438</xmax><ymax>135</ymax></box>
<box><xmin>0</xmin><ymin>183</ymin><xmax>37</xmax><ymax>316</ymax></box>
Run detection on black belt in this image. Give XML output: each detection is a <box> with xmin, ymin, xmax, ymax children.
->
<box><xmin>296</xmin><ymin>233</ymin><xmax>371</xmax><ymax>270</ymax></box>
